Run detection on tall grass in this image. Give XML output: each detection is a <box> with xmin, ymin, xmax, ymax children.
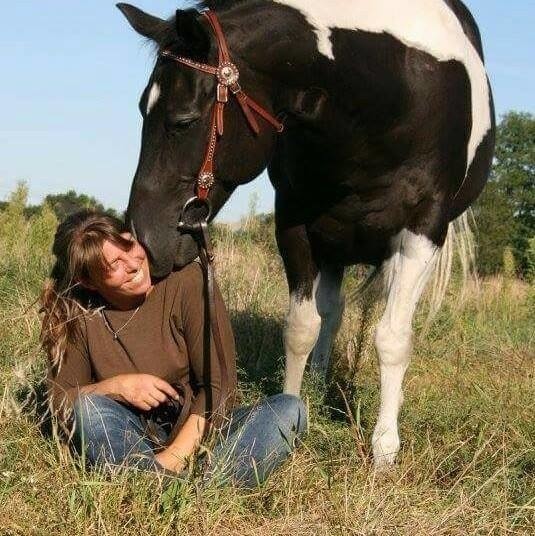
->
<box><xmin>0</xmin><ymin>186</ymin><xmax>533</xmax><ymax>535</ymax></box>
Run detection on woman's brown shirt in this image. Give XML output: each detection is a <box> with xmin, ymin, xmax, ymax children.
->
<box><xmin>47</xmin><ymin>262</ymin><xmax>237</xmax><ymax>426</ymax></box>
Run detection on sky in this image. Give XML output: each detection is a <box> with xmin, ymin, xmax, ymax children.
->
<box><xmin>0</xmin><ymin>1</ymin><xmax>533</xmax><ymax>222</ymax></box>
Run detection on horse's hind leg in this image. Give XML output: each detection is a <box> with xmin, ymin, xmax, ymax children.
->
<box><xmin>372</xmin><ymin>230</ymin><xmax>439</xmax><ymax>467</ymax></box>
<box><xmin>310</xmin><ymin>265</ymin><xmax>345</xmax><ymax>379</ymax></box>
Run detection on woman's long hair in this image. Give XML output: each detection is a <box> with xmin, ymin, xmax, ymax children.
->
<box><xmin>40</xmin><ymin>210</ymin><xmax>134</xmax><ymax>369</ymax></box>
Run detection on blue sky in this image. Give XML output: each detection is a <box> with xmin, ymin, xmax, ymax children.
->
<box><xmin>0</xmin><ymin>1</ymin><xmax>533</xmax><ymax>221</ymax></box>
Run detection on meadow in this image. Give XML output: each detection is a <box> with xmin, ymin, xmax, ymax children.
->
<box><xmin>0</xmin><ymin>188</ymin><xmax>533</xmax><ymax>535</ymax></box>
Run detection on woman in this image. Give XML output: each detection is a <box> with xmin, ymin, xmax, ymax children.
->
<box><xmin>41</xmin><ymin>210</ymin><xmax>306</xmax><ymax>487</ymax></box>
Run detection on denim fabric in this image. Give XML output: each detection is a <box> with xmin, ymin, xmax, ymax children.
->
<box><xmin>203</xmin><ymin>393</ymin><xmax>307</xmax><ymax>487</ymax></box>
<box><xmin>71</xmin><ymin>392</ymin><xmax>307</xmax><ymax>487</ymax></box>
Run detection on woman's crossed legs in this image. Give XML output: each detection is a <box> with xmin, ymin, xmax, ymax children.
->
<box><xmin>71</xmin><ymin>393</ymin><xmax>307</xmax><ymax>487</ymax></box>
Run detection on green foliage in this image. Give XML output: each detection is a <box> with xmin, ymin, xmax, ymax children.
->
<box><xmin>233</xmin><ymin>211</ymin><xmax>277</xmax><ymax>255</ymax></box>
<box><xmin>493</xmin><ymin>112</ymin><xmax>534</xmax><ymax>235</ymax></box>
<box><xmin>474</xmin><ymin>182</ymin><xmax>516</xmax><ymax>274</ymax></box>
<box><xmin>502</xmin><ymin>246</ymin><xmax>516</xmax><ymax>279</ymax></box>
<box><xmin>42</xmin><ymin>189</ymin><xmax>121</xmax><ymax>221</ymax></box>
<box><xmin>0</xmin><ymin>183</ymin><xmax>57</xmax><ymax>292</ymax></box>
<box><xmin>526</xmin><ymin>236</ymin><xmax>535</xmax><ymax>283</ymax></box>
<box><xmin>0</xmin><ymin>184</ymin><xmax>121</xmax><ymax>223</ymax></box>
<box><xmin>0</xmin><ymin>182</ymin><xmax>29</xmax><ymax>255</ymax></box>
<box><xmin>475</xmin><ymin>112</ymin><xmax>534</xmax><ymax>276</ymax></box>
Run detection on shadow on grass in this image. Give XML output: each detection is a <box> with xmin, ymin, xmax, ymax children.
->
<box><xmin>231</xmin><ymin>308</ymin><xmax>361</xmax><ymax>423</ymax></box>
<box><xmin>231</xmin><ymin>309</ymin><xmax>285</xmax><ymax>397</ymax></box>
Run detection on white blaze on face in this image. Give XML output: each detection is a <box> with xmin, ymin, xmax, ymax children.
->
<box><xmin>275</xmin><ymin>0</ymin><xmax>492</xmax><ymax>175</ymax></box>
<box><xmin>147</xmin><ymin>82</ymin><xmax>161</xmax><ymax>115</ymax></box>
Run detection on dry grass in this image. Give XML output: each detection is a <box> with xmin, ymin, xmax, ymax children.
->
<box><xmin>0</xmin><ymin>191</ymin><xmax>533</xmax><ymax>535</ymax></box>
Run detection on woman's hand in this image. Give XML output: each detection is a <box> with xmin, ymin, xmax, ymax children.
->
<box><xmin>154</xmin><ymin>413</ymin><xmax>208</xmax><ymax>474</ymax></box>
<box><xmin>154</xmin><ymin>449</ymin><xmax>187</xmax><ymax>474</ymax></box>
<box><xmin>108</xmin><ymin>373</ymin><xmax>181</xmax><ymax>411</ymax></box>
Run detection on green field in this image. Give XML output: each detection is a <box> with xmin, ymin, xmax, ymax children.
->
<box><xmin>0</xmin><ymin>191</ymin><xmax>533</xmax><ymax>535</ymax></box>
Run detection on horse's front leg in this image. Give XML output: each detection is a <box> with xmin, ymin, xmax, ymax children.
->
<box><xmin>277</xmin><ymin>225</ymin><xmax>321</xmax><ymax>396</ymax></box>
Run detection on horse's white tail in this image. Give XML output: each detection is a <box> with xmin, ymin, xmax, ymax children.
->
<box><xmin>427</xmin><ymin>209</ymin><xmax>479</xmax><ymax>318</ymax></box>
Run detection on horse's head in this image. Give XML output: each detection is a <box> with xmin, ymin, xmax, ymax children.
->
<box><xmin>118</xmin><ymin>4</ymin><xmax>280</xmax><ymax>277</ymax></box>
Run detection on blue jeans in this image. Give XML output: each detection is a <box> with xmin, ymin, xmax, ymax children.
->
<box><xmin>71</xmin><ymin>393</ymin><xmax>307</xmax><ymax>488</ymax></box>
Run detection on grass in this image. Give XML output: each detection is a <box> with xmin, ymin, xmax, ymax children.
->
<box><xmin>0</xmin><ymin>188</ymin><xmax>533</xmax><ymax>535</ymax></box>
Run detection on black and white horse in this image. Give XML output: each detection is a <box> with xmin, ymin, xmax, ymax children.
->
<box><xmin>118</xmin><ymin>0</ymin><xmax>495</xmax><ymax>466</ymax></box>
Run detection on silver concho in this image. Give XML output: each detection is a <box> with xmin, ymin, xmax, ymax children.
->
<box><xmin>217</xmin><ymin>62</ymin><xmax>240</xmax><ymax>87</ymax></box>
<box><xmin>198</xmin><ymin>172</ymin><xmax>215</xmax><ymax>190</ymax></box>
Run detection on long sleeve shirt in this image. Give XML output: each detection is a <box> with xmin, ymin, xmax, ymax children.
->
<box><xmin>46</xmin><ymin>261</ymin><xmax>237</xmax><ymax>429</ymax></box>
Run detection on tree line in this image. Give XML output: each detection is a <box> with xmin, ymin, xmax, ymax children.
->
<box><xmin>0</xmin><ymin>190</ymin><xmax>121</xmax><ymax>222</ymax></box>
<box><xmin>1</xmin><ymin>112</ymin><xmax>533</xmax><ymax>279</ymax></box>
<box><xmin>473</xmin><ymin>112</ymin><xmax>534</xmax><ymax>277</ymax></box>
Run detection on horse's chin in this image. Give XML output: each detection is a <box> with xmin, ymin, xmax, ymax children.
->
<box><xmin>173</xmin><ymin>233</ymin><xmax>200</xmax><ymax>270</ymax></box>
<box><xmin>147</xmin><ymin>233</ymin><xmax>200</xmax><ymax>278</ymax></box>
<box><xmin>149</xmin><ymin>258</ymin><xmax>174</xmax><ymax>279</ymax></box>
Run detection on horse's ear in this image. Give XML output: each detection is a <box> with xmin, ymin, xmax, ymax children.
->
<box><xmin>116</xmin><ymin>3</ymin><xmax>169</xmax><ymax>42</ymax></box>
<box><xmin>175</xmin><ymin>9</ymin><xmax>211</xmax><ymax>60</ymax></box>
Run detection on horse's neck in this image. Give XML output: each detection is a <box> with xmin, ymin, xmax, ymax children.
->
<box><xmin>217</xmin><ymin>1</ymin><xmax>312</xmax><ymax>83</ymax></box>
<box><xmin>219</xmin><ymin>2</ymin><xmax>338</xmax><ymax>138</ymax></box>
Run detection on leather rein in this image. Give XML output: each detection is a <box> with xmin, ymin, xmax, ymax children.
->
<box><xmin>143</xmin><ymin>10</ymin><xmax>284</xmax><ymax>446</ymax></box>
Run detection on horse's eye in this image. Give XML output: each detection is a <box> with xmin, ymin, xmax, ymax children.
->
<box><xmin>165</xmin><ymin>113</ymin><xmax>201</xmax><ymax>134</ymax></box>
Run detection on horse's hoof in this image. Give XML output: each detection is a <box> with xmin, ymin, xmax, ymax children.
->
<box><xmin>372</xmin><ymin>425</ymin><xmax>400</xmax><ymax>468</ymax></box>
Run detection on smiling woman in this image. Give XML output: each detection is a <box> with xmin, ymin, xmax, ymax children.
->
<box><xmin>40</xmin><ymin>210</ymin><xmax>307</xmax><ymax>487</ymax></box>
<box><xmin>82</xmin><ymin>228</ymin><xmax>152</xmax><ymax>311</ymax></box>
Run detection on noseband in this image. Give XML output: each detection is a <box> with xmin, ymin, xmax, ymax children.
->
<box><xmin>161</xmin><ymin>9</ymin><xmax>284</xmax><ymax>219</ymax></box>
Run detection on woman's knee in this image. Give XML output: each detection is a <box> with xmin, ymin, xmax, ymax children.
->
<box><xmin>207</xmin><ymin>394</ymin><xmax>307</xmax><ymax>487</ymax></box>
<box><xmin>71</xmin><ymin>393</ymin><xmax>130</xmax><ymax>449</ymax></box>
<box><xmin>265</xmin><ymin>393</ymin><xmax>308</xmax><ymax>436</ymax></box>
<box><xmin>73</xmin><ymin>394</ymin><xmax>121</xmax><ymax>431</ymax></box>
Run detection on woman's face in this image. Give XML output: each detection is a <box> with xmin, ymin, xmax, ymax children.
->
<box><xmin>86</xmin><ymin>232</ymin><xmax>152</xmax><ymax>308</ymax></box>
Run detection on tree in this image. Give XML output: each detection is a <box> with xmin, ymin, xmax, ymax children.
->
<box><xmin>42</xmin><ymin>190</ymin><xmax>121</xmax><ymax>221</ymax></box>
<box><xmin>1</xmin><ymin>186</ymin><xmax>122</xmax><ymax>222</ymax></box>
<box><xmin>474</xmin><ymin>181</ymin><xmax>516</xmax><ymax>275</ymax></box>
<box><xmin>492</xmin><ymin>112</ymin><xmax>534</xmax><ymax>272</ymax></box>
<box><xmin>474</xmin><ymin>112</ymin><xmax>534</xmax><ymax>276</ymax></box>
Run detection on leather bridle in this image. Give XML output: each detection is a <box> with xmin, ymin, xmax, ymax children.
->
<box><xmin>150</xmin><ymin>10</ymin><xmax>283</xmax><ymax>435</ymax></box>
<box><xmin>160</xmin><ymin>10</ymin><xmax>284</xmax><ymax>212</ymax></box>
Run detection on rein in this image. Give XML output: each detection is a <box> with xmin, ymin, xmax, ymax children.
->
<box><xmin>143</xmin><ymin>10</ymin><xmax>284</xmax><ymax>445</ymax></box>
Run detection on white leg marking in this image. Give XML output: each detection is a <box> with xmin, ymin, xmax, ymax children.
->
<box><xmin>310</xmin><ymin>267</ymin><xmax>345</xmax><ymax>378</ymax></box>
<box><xmin>372</xmin><ymin>230</ymin><xmax>438</xmax><ymax>466</ymax></box>
<box><xmin>146</xmin><ymin>82</ymin><xmax>161</xmax><ymax>115</ymax></box>
<box><xmin>275</xmin><ymin>0</ymin><xmax>491</xmax><ymax>172</ymax></box>
<box><xmin>283</xmin><ymin>276</ymin><xmax>321</xmax><ymax>396</ymax></box>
